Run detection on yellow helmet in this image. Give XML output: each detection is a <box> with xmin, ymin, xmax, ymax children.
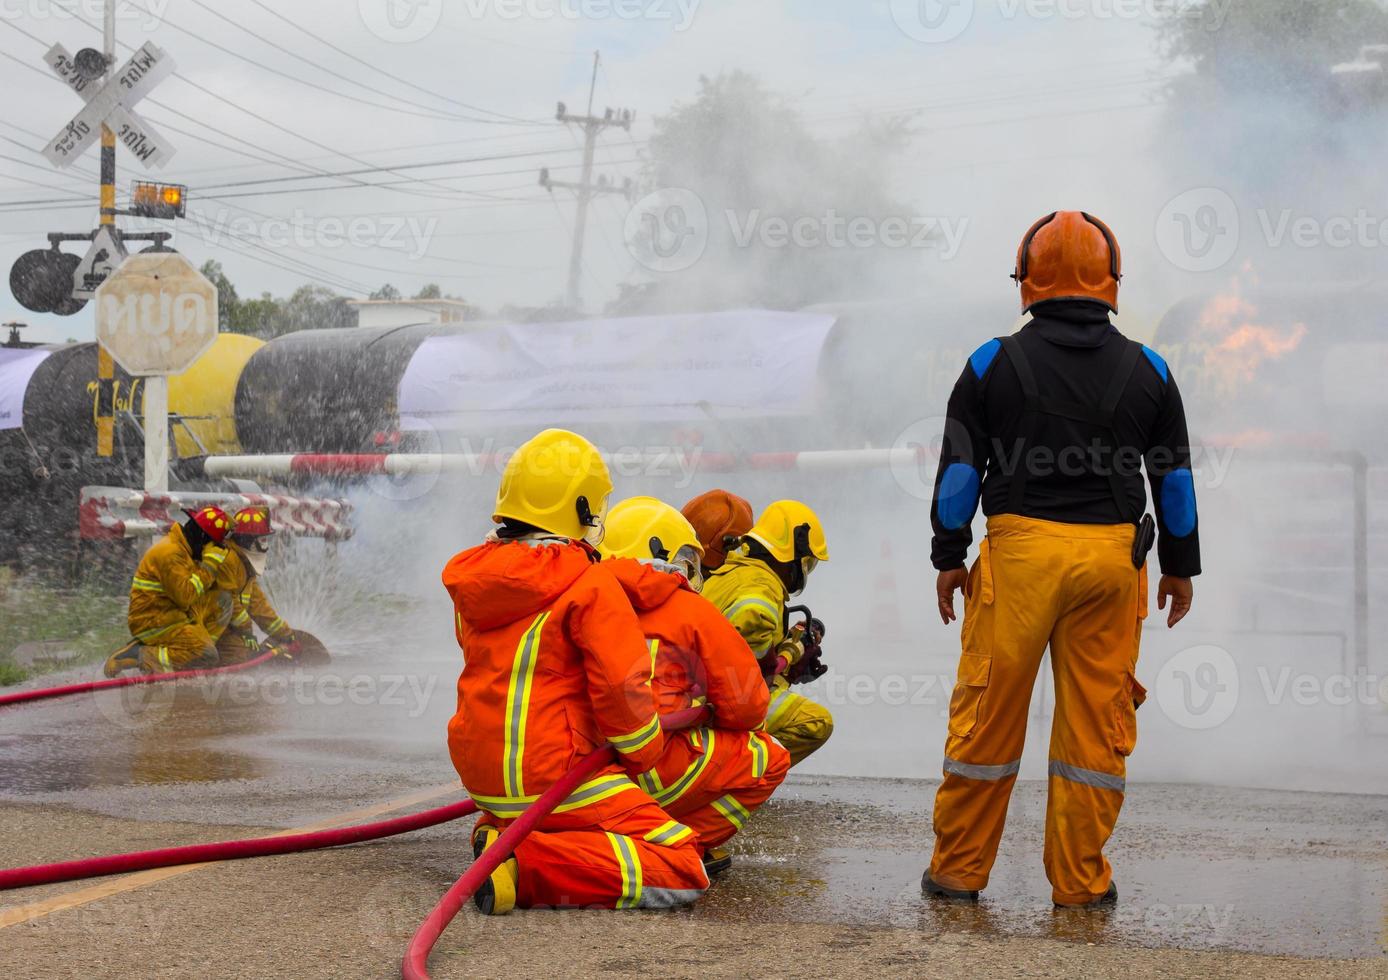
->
<box><xmin>600</xmin><ymin>497</ymin><xmax>705</xmax><ymax>589</ymax></box>
<box><xmin>493</xmin><ymin>429</ymin><xmax>613</xmax><ymax>542</ymax></box>
<box><xmin>747</xmin><ymin>499</ymin><xmax>828</xmax><ymax>562</ymax></box>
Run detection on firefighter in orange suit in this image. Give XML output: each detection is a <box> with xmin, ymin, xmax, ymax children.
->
<box><xmin>444</xmin><ymin>429</ymin><xmax>709</xmax><ymax>915</ymax></box>
<box><xmin>925</xmin><ymin>211</ymin><xmax>1201</xmax><ymax>909</ymax></box>
<box><xmin>600</xmin><ymin>497</ymin><xmax>790</xmax><ymax>875</ymax></box>
<box><xmin>104</xmin><ymin>506</ymin><xmax>234</xmax><ymax>676</ymax></box>
<box><xmin>201</xmin><ymin>506</ymin><xmax>299</xmax><ymax>664</ymax></box>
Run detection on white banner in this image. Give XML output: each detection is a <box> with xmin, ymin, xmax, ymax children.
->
<box><xmin>397</xmin><ymin>310</ymin><xmax>836</xmax><ymax>429</ymax></box>
<box><xmin>0</xmin><ymin>348</ymin><xmax>51</xmax><ymax>430</ymax></box>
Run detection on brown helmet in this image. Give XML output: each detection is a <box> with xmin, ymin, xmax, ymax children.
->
<box><xmin>681</xmin><ymin>489</ymin><xmax>754</xmax><ymax>571</ymax></box>
<box><xmin>1012</xmin><ymin>211</ymin><xmax>1122</xmax><ymax>312</ymax></box>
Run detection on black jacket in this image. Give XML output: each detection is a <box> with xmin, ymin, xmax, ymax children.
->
<box><xmin>929</xmin><ymin>300</ymin><xmax>1202</xmax><ymax>578</ymax></box>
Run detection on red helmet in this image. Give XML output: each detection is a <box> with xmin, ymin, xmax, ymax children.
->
<box><xmin>184</xmin><ymin>505</ymin><xmax>231</xmax><ymax>544</ymax></box>
<box><xmin>1012</xmin><ymin>211</ymin><xmax>1122</xmax><ymax>312</ymax></box>
<box><xmin>231</xmin><ymin>506</ymin><xmax>274</xmax><ymax>538</ymax></box>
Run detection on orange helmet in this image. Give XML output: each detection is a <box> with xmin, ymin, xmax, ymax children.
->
<box><xmin>681</xmin><ymin>489</ymin><xmax>754</xmax><ymax>570</ymax></box>
<box><xmin>231</xmin><ymin>506</ymin><xmax>274</xmax><ymax>538</ymax></box>
<box><xmin>183</xmin><ymin>505</ymin><xmax>231</xmax><ymax>544</ymax></box>
<box><xmin>1012</xmin><ymin>211</ymin><xmax>1122</xmax><ymax>312</ymax></box>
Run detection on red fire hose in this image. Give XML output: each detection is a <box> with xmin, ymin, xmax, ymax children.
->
<box><xmin>0</xmin><ymin>650</ymin><xmax>278</xmax><ymax>709</ymax></box>
<box><xmin>401</xmin><ymin>706</ymin><xmax>708</xmax><ymax>980</ymax></box>
<box><xmin>0</xmin><ymin>797</ymin><xmax>479</xmax><ymax>891</ymax></box>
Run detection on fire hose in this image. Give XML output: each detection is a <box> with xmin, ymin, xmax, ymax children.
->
<box><xmin>0</xmin><ymin>797</ymin><xmax>479</xmax><ymax>891</ymax></box>
<box><xmin>401</xmin><ymin>705</ymin><xmax>709</xmax><ymax>980</ymax></box>
<box><xmin>0</xmin><ymin>650</ymin><xmax>279</xmax><ymax>709</ymax></box>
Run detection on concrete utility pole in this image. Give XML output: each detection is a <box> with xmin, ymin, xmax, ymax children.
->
<box><xmin>96</xmin><ymin>0</ymin><xmax>117</xmax><ymax>457</ymax></box>
<box><xmin>541</xmin><ymin>51</ymin><xmax>635</xmax><ymax>310</ymax></box>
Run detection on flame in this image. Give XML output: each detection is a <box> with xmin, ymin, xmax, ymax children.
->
<box><xmin>1195</xmin><ymin>265</ymin><xmax>1307</xmax><ymax>390</ymax></box>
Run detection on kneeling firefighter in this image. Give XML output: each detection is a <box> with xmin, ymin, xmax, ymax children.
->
<box><xmin>444</xmin><ymin>429</ymin><xmax>709</xmax><ymax>915</ymax></box>
<box><xmin>104</xmin><ymin>506</ymin><xmax>234</xmax><ymax>676</ymax></box>
<box><xmin>197</xmin><ymin>506</ymin><xmax>300</xmax><ymax>665</ymax></box>
<box><xmin>924</xmin><ymin>211</ymin><xmax>1201</xmax><ymax>909</ymax></box>
<box><xmin>600</xmin><ymin>496</ymin><xmax>790</xmax><ymax>875</ymax></box>
<box><xmin>700</xmin><ymin>500</ymin><xmax>833</xmax><ymax>767</ymax></box>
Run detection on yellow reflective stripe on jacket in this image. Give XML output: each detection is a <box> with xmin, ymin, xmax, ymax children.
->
<box><xmin>231</xmin><ymin>610</ymin><xmax>251</xmax><ymax>627</ymax></box>
<box><xmin>502</xmin><ymin>611</ymin><xmax>549</xmax><ymax>797</ymax></box>
<box><xmin>651</xmin><ymin>729</ymin><xmax>716</xmax><ymax>807</ymax></box>
<box><xmin>711</xmin><ymin>793</ymin><xmax>752</xmax><ymax>830</ymax></box>
<box><xmin>606</xmin><ymin>832</ymin><xmax>643</xmax><ymax>909</ymax></box>
<box><xmin>267</xmin><ymin>617</ymin><xmax>286</xmax><ymax>635</ymax></box>
<box><xmin>767</xmin><ymin>686</ymin><xmax>797</xmax><ymax>727</ymax></box>
<box><xmin>726</xmin><ymin>596</ymin><xmax>780</xmax><ymax>620</ymax></box>
<box><xmin>133</xmin><ymin>621</ymin><xmax>181</xmax><ymax>642</ymax></box>
<box><xmin>610</xmin><ymin>713</ymin><xmax>661</xmax><ymax>756</ymax></box>
<box><xmin>131</xmin><ymin>576</ymin><xmax>164</xmax><ymax>593</ymax></box>
<box><xmin>643</xmin><ymin>820</ymin><xmax>694</xmax><ymax>848</ymax></box>
<box><xmin>155</xmin><ymin>646</ymin><xmax>173</xmax><ymax>670</ymax></box>
<box><xmin>635</xmin><ymin>767</ymin><xmax>664</xmax><ymax>796</ymax></box>
<box><xmin>647</xmin><ymin>638</ymin><xmax>659</xmax><ymax>680</ymax></box>
<box><xmin>188</xmin><ymin>575</ymin><xmax>205</xmax><ymax>597</ymax></box>
<box><xmin>749</xmin><ymin>733</ymin><xmax>768</xmax><ymax>778</ymax></box>
<box><xmin>470</xmin><ymin>773</ymin><xmax>638</xmax><ymax>818</ymax></box>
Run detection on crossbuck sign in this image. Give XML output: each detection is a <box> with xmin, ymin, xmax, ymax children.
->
<box><xmin>43</xmin><ymin>42</ymin><xmax>176</xmax><ymax>169</ymax></box>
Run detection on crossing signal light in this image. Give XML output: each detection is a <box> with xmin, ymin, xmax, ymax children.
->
<box><xmin>131</xmin><ymin>181</ymin><xmax>186</xmax><ymax>219</ymax></box>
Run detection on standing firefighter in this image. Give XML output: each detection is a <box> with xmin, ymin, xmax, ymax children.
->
<box><xmin>104</xmin><ymin>506</ymin><xmax>233</xmax><ymax>676</ymax></box>
<box><xmin>444</xmin><ymin>429</ymin><xmax>708</xmax><ymax>914</ymax></box>
<box><xmin>601</xmin><ymin>496</ymin><xmax>790</xmax><ymax>876</ymax></box>
<box><xmin>701</xmin><ymin>500</ymin><xmax>833</xmax><ymax>767</ymax></box>
<box><xmin>924</xmin><ymin>211</ymin><xmax>1201</xmax><ymax>909</ymax></box>
<box><xmin>200</xmin><ymin>506</ymin><xmax>299</xmax><ymax>664</ymax></box>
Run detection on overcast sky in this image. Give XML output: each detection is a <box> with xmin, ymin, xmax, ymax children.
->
<box><xmin>1</xmin><ymin>0</ymin><xmax>1168</xmax><ymax>343</ymax></box>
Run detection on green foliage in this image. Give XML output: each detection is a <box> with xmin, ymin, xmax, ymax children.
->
<box><xmin>0</xmin><ymin>576</ymin><xmax>129</xmax><ymax>685</ymax></box>
<box><xmin>413</xmin><ymin>282</ymin><xmax>442</xmax><ymax>299</ymax></box>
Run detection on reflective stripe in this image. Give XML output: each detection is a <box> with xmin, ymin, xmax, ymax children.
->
<box><xmin>470</xmin><ymin>773</ymin><xmax>639</xmax><ymax>818</ymax></box>
<box><xmin>711</xmin><ymin>794</ymin><xmax>751</xmax><ymax>830</ymax></box>
<box><xmin>748</xmin><ymin>733</ymin><xmax>767</xmax><ymax>778</ymax></box>
<box><xmin>611</xmin><ymin>714</ymin><xmax>662</xmax><ymax>756</ymax></box>
<box><xmin>131</xmin><ymin>577</ymin><xmax>164</xmax><ymax>593</ymax></box>
<box><xmin>455</xmin><ymin>611</ymin><xmax>463</xmax><ymax>636</ymax></box>
<box><xmin>651</xmin><ymin>729</ymin><xmax>716</xmax><ymax>806</ymax></box>
<box><xmin>725</xmin><ymin>596</ymin><xmax>780</xmax><ymax>621</ymax></box>
<box><xmin>766</xmin><ymin>688</ymin><xmax>797</xmax><ymax>727</ymax></box>
<box><xmin>1049</xmin><ymin>759</ymin><xmax>1125</xmax><ymax>793</ymax></box>
<box><xmin>267</xmin><ymin>617</ymin><xmax>286</xmax><ymax>634</ymax></box>
<box><xmin>943</xmin><ymin>756</ymin><xmax>1021</xmax><ymax>782</ymax></box>
<box><xmin>503</xmin><ymin>612</ymin><xmax>549</xmax><ymax>797</ymax></box>
<box><xmin>188</xmin><ymin>575</ymin><xmax>205</xmax><ymax>596</ymax></box>
<box><xmin>635</xmin><ymin>768</ymin><xmax>663</xmax><ymax>795</ymax></box>
<box><xmin>156</xmin><ymin>646</ymin><xmax>172</xmax><ymax>670</ymax></box>
<box><xmin>231</xmin><ymin>611</ymin><xmax>251</xmax><ymax>627</ymax></box>
<box><xmin>605</xmin><ymin>832</ymin><xmax>643</xmax><ymax>909</ymax></box>
<box><xmin>643</xmin><ymin>820</ymin><xmax>694</xmax><ymax>848</ymax></box>
<box><xmin>637</xmin><ymin>886</ymin><xmax>705</xmax><ymax>908</ymax></box>
<box><xmin>134</xmin><ymin>621</ymin><xmax>180</xmax><ymax>642</ymax></box>
<box><xmin>647</xmin><ymin>638</ymin><xmax>659</xmax><ymax>681</ymax></box>
<box><xmin>202</xmin><ymin>549</ymin><xmax>226</xmax><ymax>566</ymax></box>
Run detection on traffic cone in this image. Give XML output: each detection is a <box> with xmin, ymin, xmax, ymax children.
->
<box><xmin>870</xmin><ymin>538</ymin><xmax>904</xmax><ymax>639</ymax></box>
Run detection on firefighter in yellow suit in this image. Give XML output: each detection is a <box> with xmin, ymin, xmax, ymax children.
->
<box><xmin>924</xmin><ymin>211</ymin><xmax>1200</xmax><ymax>910</ymax></box>
<box><xmin>199</xmin><ymin>506</ymin><xmax>299</xmax><ymax>664</ymax></box>
<box><xmin>104</xmin><ymin>506</ymin><xmax>234</xmax><ymax>676</ymax></box>
<box><xmin>701</xmin><ymin>500</ymin><xmax>833</xmax><ymax>767</ymax></box>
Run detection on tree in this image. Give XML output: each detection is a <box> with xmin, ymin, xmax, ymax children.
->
<box><xmin>199</xmin><ymin>260</ymin><xmax>239</xmax><ymax>332</ymax></box>
<box><xmin>369</xmin><ymin>283</ymin><xmax>401</xmax><ymax>300</ymax></box>
<box><xmin>625</xmin><ymin>71</ymin><xmax>919</xmax><ymax>313</ymax></box>
<box><xmin>413</xmin><ymin>283</ymin><xmax>442</xmax><ymax>299</ymax></box>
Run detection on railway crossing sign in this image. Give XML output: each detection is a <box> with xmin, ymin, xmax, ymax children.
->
<box><xmin>43</xmin><ymin>41</ymin><xmax>176</xmax><ymax>169</ymax></box>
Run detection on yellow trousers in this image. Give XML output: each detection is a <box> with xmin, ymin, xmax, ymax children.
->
<box><xmin>766</xmin><ymin>677</ymin><xmax>834</xmax><ymax>767</ymax></box>
<box><xmin>929</xmin><ymin>515</ymin><xmax>1148</xmax><ymax>906</ymax></box>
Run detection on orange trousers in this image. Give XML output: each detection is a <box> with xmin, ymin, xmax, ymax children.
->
<box><xmin>474</xmin><ymin>771</ymin><xmax>709</xmax><ymax>909</ymax></box>
<box><xmin>637</xmin><ymin>725</ymin><xmax>790</xmax><ymax>849</ymax></box>
<box><xmin>929</xmin><ymin>516</ymin><xmax>1148</xmax><ymax>906</ymax></box>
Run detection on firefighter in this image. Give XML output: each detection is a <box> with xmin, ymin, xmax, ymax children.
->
<box><xmin>600</xmin><ymin>496</ymin><xmax>790</xmax><ymax>876</ymax></box>
<box><xmin>681</xmin><ymin>488</ymin><xmax>755</xmax><ymax>575</ymax></box>
<box><xmin>701</xmin><ymin>500</ymin><xmax>833</xmax><ymax>767</ymax></box>
<box><xmin>924</xmin><ymin>211</ymin><xmax>1201</xmax><ymax>910</ymax></box>
<box><xmin>200</xmin><ymin>506</ymin><xmax>299</xmax><ymax>665</ymax></box>
<box><xmin>103</xmin><ymin>506</ymin><xmax>234</xmax><ymax>676</ymax></box>
<box><xmin>444</xmin><ymin>429</ymin><xmax>709</xmax><ymax>914</ymax></box>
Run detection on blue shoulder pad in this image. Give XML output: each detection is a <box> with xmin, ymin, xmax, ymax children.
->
<box><xmin>969</xmin><ymin>339</ymin><xmax>1002</xmax><ymax>380</ymax></box>
<box><xmin>1141</xmin><ymin>345</ymin><xmax>1169</xmax><ymax>384</ymax></box>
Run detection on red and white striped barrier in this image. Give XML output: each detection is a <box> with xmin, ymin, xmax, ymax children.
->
<box><xmin>200</xmin><ymin>447</ymin><xmax>929</xmax><ymax>480</ymax></box>
<box><xmin>78</xmin><ymin>487</ymin><xmax>353</xmax><ymax>541</ymax></box>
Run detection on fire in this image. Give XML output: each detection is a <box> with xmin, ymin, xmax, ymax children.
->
<box><xmin>1195</xmin><ymin>265</ymin><xmax>1307</xmax><ymax>390</ymax></box>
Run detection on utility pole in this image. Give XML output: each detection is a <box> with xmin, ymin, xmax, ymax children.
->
<box><xmin>540</xmin><ymin>51</ymin><xmax>635</xmax><ymax>311</ymax></box>
<box><xmin>96</xmin><ymin>0</ymin><xmax>116</xmax><ymax>457</ymax></box>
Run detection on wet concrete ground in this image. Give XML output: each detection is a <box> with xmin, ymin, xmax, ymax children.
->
<box><xmin>1</xmin><ymin>650</ymin><xmax>1385</xmax><ymax>975</ymax></box>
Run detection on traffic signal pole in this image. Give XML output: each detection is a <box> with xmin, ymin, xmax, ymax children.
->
<box><xmin>96</xmin><ymin>0</ymin><xmax>116</xmax><ymax>458</ymax></box>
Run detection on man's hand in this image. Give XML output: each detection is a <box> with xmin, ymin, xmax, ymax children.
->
<box><xmin>1157</xmin><ymin>575</ymin><xmax>1193</xmax><ymax>629</ymax></box>
<box><xmin>936</xmin><ymin>567</ymin><xmax>969</xmax><ymax>625</ymax></box>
